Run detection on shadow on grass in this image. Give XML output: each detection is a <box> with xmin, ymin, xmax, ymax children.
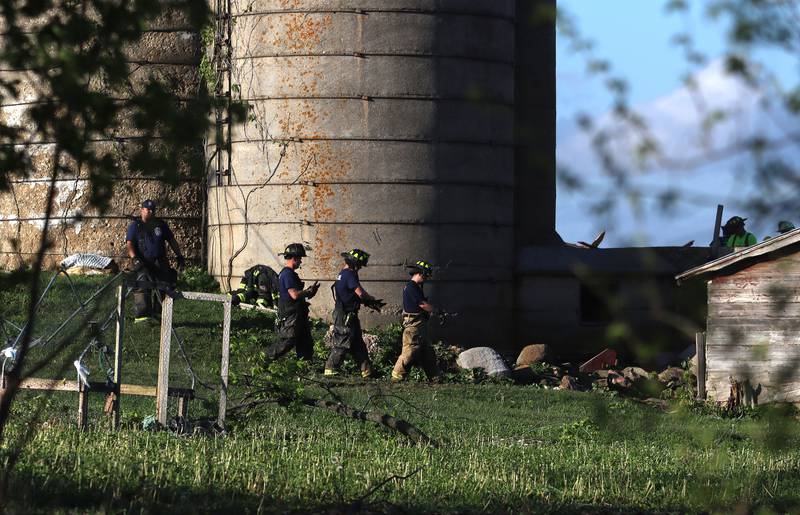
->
<box><xmin>7</xmin><ymin>470</ymin><xmax>270</xmax><ymax>514</ymax></box>
<box><xmin>12</xmin><ymin>467</ymin><xmax>797</xmax><ymax>515</ymax></box>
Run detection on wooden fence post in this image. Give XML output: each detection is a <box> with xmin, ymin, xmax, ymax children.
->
<box><xmin>156</xmin><ymin>295</ymin><xmax>173</xmax><ymax>426</ymax></box>
<box><xmin>77</xmin><ymin>380</ymin><xmax>89</xmax><ymax>430</ymax></box>
<box><xmin>217</xmin><ymin>298</ymin><xmax>231</xmax><ymax>428</ymax></box>
<box><xmin>696</xmin><ymin>331</ymin><xmax>707</xmax><ymax>401</ymax></box>
<box><xmin>111</xmin><ymin>283</ymin><xmax>125</xmax><ymax>429</ymax></box>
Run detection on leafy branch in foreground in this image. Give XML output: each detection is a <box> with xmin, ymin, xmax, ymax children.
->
<box><xmin>229</xmin><ymin>336</ymin><xmax>437</xmax><ymax>447</ymax></box>
<box><xmin>0</xmin><ymin>0</ymin><xmax>228</xmax><ymax>503</ymax></box>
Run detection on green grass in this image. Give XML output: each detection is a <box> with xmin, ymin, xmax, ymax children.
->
<box><xmin>1</xmin><ymin>274</ymin><xmax>800</xmax><ymax>513</ymax></box>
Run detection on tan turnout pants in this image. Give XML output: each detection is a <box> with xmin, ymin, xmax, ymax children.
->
<box><xmin>392</xmin><ymin>312</ymin><xmax>439</xmax><ymax>380</ymax></box>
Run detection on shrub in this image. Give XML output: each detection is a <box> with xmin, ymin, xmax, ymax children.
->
<box><xmin>177</xmin><ymin>266</ymin><xmax>220</xmax><ymax>293</ymax></box>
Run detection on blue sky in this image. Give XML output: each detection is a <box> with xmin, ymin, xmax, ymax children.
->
<box><xmin>558</xmin><ymin>1</ymin><xmax>725</xmax><ymax>113</ymax></box>
<box><xmin>556</xmin><ymin>0</ymin><xmax>799</xmax><ymax>246</ymax></box>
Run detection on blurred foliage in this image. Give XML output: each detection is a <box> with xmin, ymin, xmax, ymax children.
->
<box><xmin>176</xmin><ymin>265</ymin><xmax>220</xmax><ymax>293</ymax></box>
<box><xmin>0</xmin><ymin>0</ymin><xmax>216</xmax><ymax>204</ymax></box>
<box><xmin>558</xmin><ymin>0</ymin><xmax>800</xmax><ymax>226</ymax></box>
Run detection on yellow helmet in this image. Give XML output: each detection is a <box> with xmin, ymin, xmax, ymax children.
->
<box><xmin>407</xmin><ymin>260</ymin><xmax>433</xmax><ymax>277</ymax></box>
<box><xmin>342</xmin><ymin>248</ymin><xmax>370</xmax><ymax>267</ymax></box>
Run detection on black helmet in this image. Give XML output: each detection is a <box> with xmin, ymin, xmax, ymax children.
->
<box><xmin>778</xmin><ymin>220</ymin><xmax>795</xmax><ymax>234</ymax></box>
<box><xmin>407</xmin><ymin>260</ymin><xmax>433</xmax><ymax>278</ymax></box>
<box><xmin>724</xmin><ymin>216</ymin><xmax>747</xmax><ymax>229</ymax></box>
<box><xmin>342</xmin><ymin>248</ymin><xmax>369</xmax><ymax>267</ymax></box>
<box><xmin>280</xmin><ymin>243</ymin><xmax>307</xmax><ymax>258</ymax></box>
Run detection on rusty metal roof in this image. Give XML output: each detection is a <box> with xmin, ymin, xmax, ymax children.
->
<box><xmin>676</xmin><ymin>228</ymin><xmax>800</xmax><ymax>283</ymax></box>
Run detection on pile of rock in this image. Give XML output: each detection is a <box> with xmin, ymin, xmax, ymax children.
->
<box><xmin>329</xmin><ymin>330</ymin><xmax>696</xmax><ymax>403</ymax></box>
<box><xmin>453</xmin><ymin>344</ymin><xmax>696</xmax><ymax>404</ymax></box>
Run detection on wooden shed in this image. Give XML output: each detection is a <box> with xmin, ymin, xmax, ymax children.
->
<box><xmin>677</xmin><ymin>229</ymin><xmax>800</xmax><ymax>404</ymax></box>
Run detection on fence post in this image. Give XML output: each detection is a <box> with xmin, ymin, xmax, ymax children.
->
<box><xmin>156</xmin><ymin>295</ymin><xmax>173</xmax><ymax>426</ymax></box>
<box><xmin>77</xmin><ymin>380</ymin><xmax>89</xmax><ymax>430</ymax></box>
<box><xmin>696</xmin><ymin>331</ymin><xmax>707</xmax><ymax>401</ymax></box>
<box><xmin>111</xmin><ymin>283</ymin><xmax>125</xmax><ymax>429</ymax></box>
<box><xmin>217</xmin><ymin>298</ymin><xmax>231</xmax><ymax>428</ymax></box>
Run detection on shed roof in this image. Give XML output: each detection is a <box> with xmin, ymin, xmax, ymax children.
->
<box><xmin>676</xmin><ymin>228</ymin><xmax>800</xmax><ymax>283</ymax></box>
<box><xmin>518</xmin><ymin>245</ymin><xmax>712</xmax><ymax>276</ymax></box>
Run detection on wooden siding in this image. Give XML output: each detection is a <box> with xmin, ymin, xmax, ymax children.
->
<box><xmin>706</xmin><ymin>255</ymin><xmax>800</xmax><ymax>403</ymax></box>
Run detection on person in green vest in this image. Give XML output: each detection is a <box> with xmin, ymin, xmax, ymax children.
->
<box><xmin>724</xmin><ymin>216</ymin><xmax>757</xmax><ymax>247</ymax></box>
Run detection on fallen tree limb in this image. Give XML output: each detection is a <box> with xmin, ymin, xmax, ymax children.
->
<box><xmin>302</xmin><ymin>397</ymin><xmax>438</xmax><ymax>448</ymax></box>
<box><xmin>348</xmin><ymin>466</ymin><xmax>422</xmax><ymax>512</ymax></box>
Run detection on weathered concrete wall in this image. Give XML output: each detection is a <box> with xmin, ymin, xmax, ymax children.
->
<box><xmin>0</xmin><ymin>6</ymin><xmax>204</xmax><ymax>269</ymax></box>
<box><xmin>208</xmin><ymin>0</ymin><xmax>544</xmax><ymax>348</ymax></box>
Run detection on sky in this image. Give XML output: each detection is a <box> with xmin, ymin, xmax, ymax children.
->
<box><xmin>556</xmin><ymin>0</ymin><xmax>799</xmax><ymax>247</ymax></box>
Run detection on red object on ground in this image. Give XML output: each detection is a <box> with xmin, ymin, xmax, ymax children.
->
<box><xmin>579</xmin><ymin>348</ymin><xmax>618</xmax><ymax>373</ymax></box>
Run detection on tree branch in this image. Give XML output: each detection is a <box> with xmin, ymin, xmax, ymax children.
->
<box><xmin>301</xmin><ymin>397</ymin><xmax>437</xmax><ymax>448</ymax></box>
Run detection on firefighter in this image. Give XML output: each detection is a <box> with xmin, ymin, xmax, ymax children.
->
<box><xmin>723</xmin><ymin>216</ymin><xmax>757</xmax><ymax>248</ymax></box>
<box><xmin>267</xmin><ymin>243</ymin><xmax>319</xmax><ymax>361</ymax></box>
<box><xmin>126</xmin><ymin>199</ymin><xmax>185</xmax><ymax>322</ymax></box>
<box><xmin>391</xmin><ymin>260</ymin><xmax>440</xmax><ymax>382</ymax></box>
<box><xmin>324</xmin><ymin>249</ymin><xmax>384</xmax><ymax>378</ymax></box>
<box><xmin>232</xmin><ymin>265</ymin><xmax>280</xmax><ymax>309</ymax></box>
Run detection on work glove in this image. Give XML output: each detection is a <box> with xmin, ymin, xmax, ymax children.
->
<box><xmin>363</xmin><ymin>298</ymin><xmax>386</xmax><ymax>312</ymax></box>
<box><xmin>175</xmin><ymin>255</ymin><xmax>186</xmax><ymax>271</ymax></box>
<box><xmin>304</xmin><ymin>281</ymin><xmax>320</xmax><ymax>299</ymax></box>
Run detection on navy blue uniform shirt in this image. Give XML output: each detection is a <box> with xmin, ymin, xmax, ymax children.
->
<box><xmin>334</xmin><ymin>267</ymin><xmax>360</xmax><ymax>311</ymax></box>
<box><xmin>126</xmin><ymin>220</ymin><xmax>173</xmax><ymax>261</ymax></box>
<box><xmin>278</xmin><ymin>267</ymin><xmax>303</xmax><ymax>301</ymax></box>
<box><xmin>403</xmin><ymin>280</ymin><xmax>427</xmax><ymax>314</ymax></box>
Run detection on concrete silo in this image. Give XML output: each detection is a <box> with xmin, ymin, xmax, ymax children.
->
<box><xmin>0</xmin><ymin>7</ymin><xmax>205</xmax><ymax>268</ymax></box>
<box><xmin>207</xmin><ymin>0</ymin><xmax>556</xmax><ymax>348</ymax></box>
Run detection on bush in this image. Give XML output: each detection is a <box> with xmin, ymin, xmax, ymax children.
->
<box><xmin>369</xmin><ymin>323</ymin><xmax>403</xmax><ymax>376</ymax></box>
<box><xmin>177</xmin><ymin>266</ymin><xmax>220</xmax><ymax>293</ymax></box>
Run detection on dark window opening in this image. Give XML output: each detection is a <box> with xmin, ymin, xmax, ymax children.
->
<box><xmin>580</xmin><ymin>281</ymin><xmax>613</xmax><ymax>324</ymax></box>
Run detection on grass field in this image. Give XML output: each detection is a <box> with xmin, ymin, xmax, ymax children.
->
<box><xmin>1</xmin><ymin>273</ymin><xmax>800</xmax><ymax>513</ymax></box>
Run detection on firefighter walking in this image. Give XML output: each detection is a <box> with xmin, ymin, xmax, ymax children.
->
<box><xmin>324</xmin><ymin>249</ymin><xmax>384</xmax><ymax>378</ymax></box>
<box><xmin>391</xmin><ymin>260</ymin><xmax>440</xmax><ymax>382</ymax></box>
<box><xmin>267</xmin><ymin>243</ymin><xmax>319</xmax><ymax>361</ymax></box>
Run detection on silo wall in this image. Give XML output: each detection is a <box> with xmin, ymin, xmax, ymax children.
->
<box><xmin>208</xmin><ymin>0</ymin><xmax>518</xmax><ymax>348</ymax></box>
<box><xmin>0</xmin><ymin>7</ymin><xmax>205</xmax><ymax>269</ymax></box>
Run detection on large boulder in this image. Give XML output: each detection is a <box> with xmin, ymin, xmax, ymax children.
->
<box><xmin>456</xmin><ymin>347</ymin><xmax>511</xmax><ymax>377</ymax></box>
<box><xmin>515</xmin><ymin>344</ymin><xmax>548</xmax><ymax>367</ymax></box>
